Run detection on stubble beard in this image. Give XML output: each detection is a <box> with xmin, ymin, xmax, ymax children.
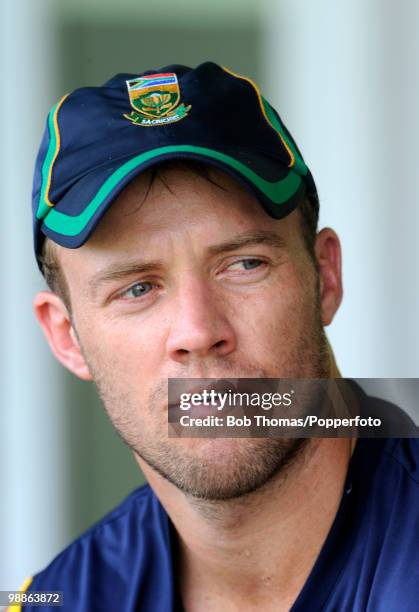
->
<box><xmin>78</xmin><ymin>293</ymin><xmax>330</xmax><ymax>502</ymax></box>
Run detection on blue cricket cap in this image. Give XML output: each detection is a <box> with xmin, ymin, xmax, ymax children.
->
<box><xmin>32</xmin><ymin>61</ymin><xmax>318</xmax><ymax>266</ymax></box>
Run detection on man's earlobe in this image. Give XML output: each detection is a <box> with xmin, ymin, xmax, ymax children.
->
<box><xmin>314</xmin><ymin>228</ymin><xmax>343</xmax><ymax>326</ymax></box>
<box><xmin>33</xmin><ymin>291</ymin><xmax>93</xmax><ymax>381</ymax></box>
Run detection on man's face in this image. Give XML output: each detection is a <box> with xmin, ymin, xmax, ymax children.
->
<box><xmin>49</xmin><ymin>166</ymin><xmax>333</xmax><ymax>500</ymax></box>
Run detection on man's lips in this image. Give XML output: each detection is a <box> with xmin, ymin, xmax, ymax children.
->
<box><xmin>167</xmin><ymin>377</ymin><xmax>282</xmax><ymax>421</ymax></box>
<box><xmin>168</xmin><ymin>379</ymin><xmax>239</xmax><ymax>419</ymax></box>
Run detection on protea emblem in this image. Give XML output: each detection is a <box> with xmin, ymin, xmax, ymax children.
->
<box><xmin>123</xmin><ymin>73</ymin><xmax>191</xmax><ymax>126</ymax></box>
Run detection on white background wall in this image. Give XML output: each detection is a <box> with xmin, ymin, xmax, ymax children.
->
<box><xmin>262</xmin><ymin>0</ymin><xmax>419</xmax><ymax>376</ymax></box>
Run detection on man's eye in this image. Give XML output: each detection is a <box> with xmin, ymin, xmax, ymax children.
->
<box><xmin>228</xmin><ymin>258</ymin><xmax>265</xmax><ymax>271</ymax></box>
<box><xmin>121</xmin><ymin>282</ymin><xmax>154</xmax><ymax>299</ymax></box>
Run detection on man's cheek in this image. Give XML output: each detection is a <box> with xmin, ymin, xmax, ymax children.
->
<box><xmin>79</xmin><ymin>336</ymin><xmax>134</xmax><ymax>388</ymax></box>
<box><xmin>238</xmin><ymin>298</ymin><xmax>299</xmax><ymax>358</ymax></box>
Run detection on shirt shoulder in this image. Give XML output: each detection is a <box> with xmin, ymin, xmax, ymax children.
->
<box><xmin>383</xmin><ymin>436</ymin><xmax>419</xmax><ymax>484</ymax></box>
<box><xmin>24</xmin><ymin>484</ymin><xmax>175</xmax><ymax>611</ymax></box>
<box><xmin>293</xmin><ymin>437</ymin><xmax>419</xmax><ymax>612</ymax></box>
<box><xmin>345</xmin><ymin>380</ymin><xmax>419</xmax><ymax>437</ymax></box>
<box><xmin>335</xmin><ymin>437</ymin><xmax>419</xmax><ymax>610</ymax></box>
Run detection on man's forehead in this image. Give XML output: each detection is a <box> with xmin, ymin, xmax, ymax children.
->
<box><xmin>79</xmin><ymin>165</ymin><xmax>282</xmax><ymax>247</ymax></box>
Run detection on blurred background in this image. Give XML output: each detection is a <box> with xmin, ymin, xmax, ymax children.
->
<box><xmin>1</xmin><ymin>0</ymin><xmax>418</xmax><ymax>592</ymax></box>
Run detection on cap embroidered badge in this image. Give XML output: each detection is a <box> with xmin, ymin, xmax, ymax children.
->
<box><xmin>123</xmin><ymin>72</ymin><xmax>191</xmax><ymax>126</ymax></box>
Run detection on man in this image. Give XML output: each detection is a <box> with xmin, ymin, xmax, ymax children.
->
<box><xmin>21</xmin><ymin>62</ymin><xmax>418</xmax><ymax>610</ymax></box>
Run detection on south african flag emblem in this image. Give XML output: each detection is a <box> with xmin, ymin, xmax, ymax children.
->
<box><xmin>123</xmin><ymin>73</ymin><xmax>191</xmax><ymax>127</ymax></box>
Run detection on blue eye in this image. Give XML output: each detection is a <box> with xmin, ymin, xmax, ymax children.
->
<box><xmin>228</xmin><ymin>258</ymin><xmax>264</xmax><ymax>271</ymax></box>
<box><xmin>241</xmin><ymin>258</ymin><xmax>262</xmax><ymax>270</ymax></box>
<box><xmin>124</xmin><ymin>282</ymin><xmax>153</xmax><ymax>298</ymax></box>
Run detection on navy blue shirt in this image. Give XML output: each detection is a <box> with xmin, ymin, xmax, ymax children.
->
<box><xmin>23</xmin><ymin>435</ymin><xmax>419</xmax><ymax>611</ymax></box>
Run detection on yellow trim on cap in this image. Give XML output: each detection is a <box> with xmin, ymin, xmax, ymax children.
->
<box><xmin>221</xmin><ymin>66</ymin><xmax>295</xmax><ymax>168</ymax></box>
<box><xmin>45</xmin><ymin>93</ymin><xmax>69</xmax><ymax>207</ymax></box>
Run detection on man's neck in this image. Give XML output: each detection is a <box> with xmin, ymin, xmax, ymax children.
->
<box><xmin>138</xmin><ymin>437</ymin><xmax>356</xmax><ymax>611</ymax></box>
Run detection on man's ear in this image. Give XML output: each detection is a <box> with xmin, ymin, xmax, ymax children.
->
<box><xmin>314</xmin><ymin>228</ymin><xmax>343</xmax><ymax>326</ymax></box>
<box><xmin>33</xmin><ymin>291</ymin><xmax>93</xmax><ymax>381</ymax></box>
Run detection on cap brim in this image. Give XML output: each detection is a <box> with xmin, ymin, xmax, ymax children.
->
<box><xmin>39</xmin><ymin>144</ymin><xmax>305</xmax><ymax>251</ymax></box>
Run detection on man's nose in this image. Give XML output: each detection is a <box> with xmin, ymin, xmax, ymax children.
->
<box><xmin>166</xmin><ymin>279</ymin><xmax>237</xmax><ymax>363</ymax></box>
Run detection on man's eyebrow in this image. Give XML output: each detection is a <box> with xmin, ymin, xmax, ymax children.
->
<box><xmin>206</xmin><ymin>230</ymin><xmax>286</xmax><ymax>256</ymax></box>
<box><xmin>89</xmin><ymin>261</ymin><xmax>165</xmax><ymax>294</ymax></box>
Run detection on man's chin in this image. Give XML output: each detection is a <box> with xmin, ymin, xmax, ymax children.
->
<box><xmin>135</xmin><ymin>437</ymin><xmax>310</xmax><ymax>501</ymax></box>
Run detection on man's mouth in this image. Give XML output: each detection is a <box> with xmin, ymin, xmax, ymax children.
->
<box><xmin>167</xmin><ymin>377</ymin><xmax>281</xmax><ymax>420</ymax></box>
<box><xmin>168</xmin><ymin>378</ymin><xmax>239</xmax><ymax>419</ymax></box>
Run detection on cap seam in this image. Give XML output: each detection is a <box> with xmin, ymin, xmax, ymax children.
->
<box><xmin>221</xmin><ymin>65</ymin><xmax>295</xmax><ymax>168</ymax></box>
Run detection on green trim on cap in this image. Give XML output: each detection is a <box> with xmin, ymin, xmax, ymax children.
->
<box><xmin>43</xmin><ymin>145</ymin><xmax>302</xmax><ymax>237</ymax></box>
<box><xmin>261</xmin><ymin>97</ymin><xmax>308</xmax><ymax>177</ymax></box>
